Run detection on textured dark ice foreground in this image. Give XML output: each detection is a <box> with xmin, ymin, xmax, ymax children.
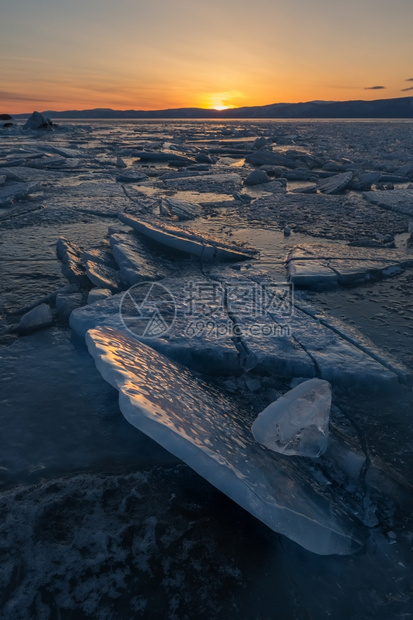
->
<box><xmin>86</xmin><ymin>325</ymin><xmax>366</xmax><ymax>556</ymax></box>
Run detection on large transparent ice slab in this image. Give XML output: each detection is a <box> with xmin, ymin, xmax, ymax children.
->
<box><xmin>86</xmin><ymin>325</ymin><xmax>366</xmax><ymax>555</ymax></box>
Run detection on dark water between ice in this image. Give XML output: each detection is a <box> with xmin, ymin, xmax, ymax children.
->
<box><xmin>0</xmin><ymin>119</ymin><xmax>412</xmax><ymax>619</ymax></box>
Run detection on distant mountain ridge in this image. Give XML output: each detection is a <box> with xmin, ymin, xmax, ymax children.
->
<box><xmin>13</xmin><ymin>96</ymin><xmax>413</xmax><ymax>119</ymax></box>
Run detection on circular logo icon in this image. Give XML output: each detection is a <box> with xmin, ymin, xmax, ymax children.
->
<box><xmin>120</xmin><ymin>282</ymin><xmax>176</xmax><ymax>338</ymax></box>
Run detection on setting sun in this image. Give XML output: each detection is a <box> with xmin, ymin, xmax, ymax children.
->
<box><xmin>213</xmin><ymin>104</ymin><xmax>232</xmax><ymax>111</ymax></box>
<box><xmin>199</xmin><ymin>91</ymin><xmax>241</xmax><ymax>111</ymax></box>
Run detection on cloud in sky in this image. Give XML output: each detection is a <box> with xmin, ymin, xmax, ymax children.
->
<box><xmin>0</xmin><ymin>91</ymin><xmax>50</xmax><ymax>103</ymax></box>
<box><xmin>401</xmin><ymin>86</ymin><xmax>413</xmax><ymax>92</ymax></box>
<box><xmin>364</xmin><ymin>85</ymin><xmax>386</xmax><ymax>90</ymax></box>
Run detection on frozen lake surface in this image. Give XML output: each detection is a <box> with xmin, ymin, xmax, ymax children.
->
<box><xmin>0</xmin><ymin>118</ymin><xmax>413</xmax><ymax>618</ymax></box>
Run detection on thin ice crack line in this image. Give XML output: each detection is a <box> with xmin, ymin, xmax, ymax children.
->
<box><xmin>294</xmin><ymin>302</ymin><xmax>408</xmax><ymax>383</ymax></box>
<box><xmin>198</xmin><ymin>264</ymin><xmax>252</xmax><ymax>369</ymax></box>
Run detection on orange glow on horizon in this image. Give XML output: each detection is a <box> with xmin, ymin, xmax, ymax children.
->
<box><xmin>1</xmin><ymin>0</ymin><xmax>413</xmax><ymax>116</ymax></box>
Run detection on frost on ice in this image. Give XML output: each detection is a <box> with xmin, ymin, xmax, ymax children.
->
<box><xmin>252</xmin><ymin>378</ymin><xmax>331</xmax><ymax>458</ymax></box>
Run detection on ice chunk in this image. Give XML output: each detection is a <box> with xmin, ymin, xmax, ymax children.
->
<box><xmin>286</xmin><ymin>244</ymin><xmax>413</xmax><ymax>289</ymax></box>
<box><xmin>252</xmin><ymin>379</ymin><xmax>331</xmax><ymax>458</ymax></box>
<box><xmin>110</xmin><ymin>232</ymin><xmax>172</xmax><ymax>285</ymax></box>
<box><xmin>37</xmin><ymin>145</ymin><xmax>81</xmax><ymax>158</ymax></box>
<box><xmin>55</xmin><ymin>293</ymin><xmax>84</xmax><ymax>320</ymax></box>
<box><xmin>17</xmin><ymin>303</ymin><xmax>53</xmax><ymax>333</ymax></box>
<box><xmin>70</xmin><ymin>292</ymin><xmax>124</xmax><ymax>337</ymax></box>
<box><xmin>133</xmin><ymin>150</ymin><xmax>194</xmax><ymax>165</ymax></box>
<box><xmin>287</xmin><ymin>259</ymin><xmax>338</xmax><ymax>289</ymax></box>
<box><xmin>116</xmin><ymin>172</ymin><xmax>148</xmax><ymax>183</ymax></box>
<box><xmin>195</xmin><ymin>152</ymin><xmax>217</xmax><ymax>164</ymax></box>
<box><xmin>246</xmin><ymin>149</ymin><xmax>296</xmax><ymax>168</ymax></box>
<box><xmin>85</xmin><ymin>260</ymin><xmax>124</xmax><ymax>292</ymax></box>
<box><xmin>349</xmin><ymin>171</ymin><xmax>381</xmax><ymax>191</ymax></box>
<box><xmin>244</xmin><ymin>169</ymin><xmax>271</xmax><ymax>186</ymax></box>
<box><xmin>159</xmin><ymin>196</ymin><xmax>202</xmax><ymax>220</ymax></box>
<box><xmin>316</xmin><ymin>172</ymin><xmax>353</xmax><ymax>195</ymax></box>
<box><xmin>56</xmin><ymin>237</ymin><xmax>90</xmax><ymax>288</ymax></box>
<box><xmin>23</xmin><ymin>111</ymin><xmax>52</xmax><ymax>130</ymax></box>
<box><xmin>116</xmin><ymin>156</ymin><xmax>127</xmax><ymax>168</ymax></box>
<box><xmin>0</xmin><ymin>182</ymin><xmax>40</xmax><ymax>206</ymax></box>
<box><xmin>82</xmin><ymin>247</ymin><xmax>117</xmax><ymax>269</ymax></box>
<box><xmin>86</xmin><ymin>325</ymin><xmax>366</xmax><ymax>555</ymax></box>
<box><xmin>363</xmin><ymin>188</ymin><xmax>413</xmax><ymax>217</ymax></box>
<box><xmin>253</xmin><ymin>136</ymin><xmax>268</xmax><ymax>149</ymax></box>
<box><xmin>87</xmin><ymin>288</ymin><xmax>112</xmax><ymax>304</ymax></box>
<box><xmin>119</xmin><ymin>214</ymin><xmax>258</xmax><ymax>262</ymax></box>
<box><xmin>162</xmin><ymin>172</ymin><xmax>242</xmax><ymax>192</ymax></box>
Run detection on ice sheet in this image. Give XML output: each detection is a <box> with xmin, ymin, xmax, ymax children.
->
<box><xmin>86</xmin><ymin>325</ymin><xmax>366</xmax><ymax>555</ymax></box>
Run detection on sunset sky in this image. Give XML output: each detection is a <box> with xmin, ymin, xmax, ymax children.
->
<box><xmin>1</xmin><ymin>0</ymin><xmax>413</xmax><ymax>113</ymax></box>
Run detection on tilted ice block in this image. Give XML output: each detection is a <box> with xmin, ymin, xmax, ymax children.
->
<box><xmin>132</xmin><ymin>150</ymin><xmax>194</xmax><ymax>165</ymax></box>
<box><xmin>116</xmin><ymin>172</ymin><xmax>148</xmax><ymax>183</ymax></box>
<box><xmin>162</xmin><ymin>172</ymin><xmax>242</xmax><ymax>192</ymax></box>
<box><xmin>110</xmin><ymin>232</ymin><xmax>170</xmax><ymax>285</ymax></box>
<box><xmin>70</xmin><ymin>293</ymin><xmax>124</xmax><ymax>337</ymax></box>
<box><xmin>87</xmin><ymin>288</ymin><xmax>112</xmax><ymax>304</ymax></box>
<box><xmin>118</xmin><ymin>214</ymin><xmax>258</xmax><ymax>262</ymax></box>
<box><xmin>18</xmin><ymin>303</ymin><xmax>53</xmax><ymax>334</ymax></box>
<box><xmin>82</xmin><ymin>248</ymin><xmax>117</xmax><ymax>270</ymax></box>
<box><xmin>55</xmin><ymin>293</ymin><xmax>84</xmax><ymax>320</ymax></box>
<box><xmin>363</xmin><ymin>188</ymin><xmax>413</xmax><ymax>217</ymax></box>
<box><xmin>56</xmin><ymin>237</ymin><xmax>90</xmax><ymax>288</ymax></box>
<box><xmin>0</xmin><ymin>182</ymin><xmax>40</xmax><ymax>206</ymax></box>
<box><xmin>86</xmin><ymin>325</ymin><xmax>366</xmax><ymax>555</ymax></box>
<box><xmin>85</xmin><ymin>260</ymin><xmax>125</xmax><ymax>292</ymax></box>
<box><xmin>252</xmin><ymin>379</ymin><xmax>331</xmax><ymax>458</ymax></box>
<box><xmin>316</xmin><ymin>172</ymin><xmax>353</xmax><ymax>194</ymax></box>
<box><xmin>286</xmin><ymin>244</ymin><xmax>413</xmax><ymax>290</ymax></box>
<box><xmin>37</xmin><ymin>145</ymin><xmax>82</xmax><ymax>158</ymax></box>
<box><xmin>159</xmin><ymin>196</ymin><xmax>202</xmax><ymax>220</ymax></box>
<box><xmin>246</xmin><ymin>148</ymin><xmax>296</xmax><ymax>168</ymax></box>
<box><xmin>287</xmin><ymin>259</ymin><xmax>338</xmax><ymax>289</ymax></box>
